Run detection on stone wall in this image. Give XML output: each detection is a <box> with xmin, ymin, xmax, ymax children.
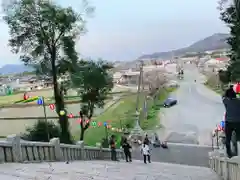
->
<box><xmin>0</xmin><ymin>134</ymin><xmax>124</xmax><ymax>163</ymax></box>
<box><xmin>209</xmin><ymin>150</ymin><xmax>240</xmax><ymax>180</ymax></box>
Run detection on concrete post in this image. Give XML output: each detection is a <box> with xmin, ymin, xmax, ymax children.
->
<box><xmin>50</xmin><ymin>138</ymin><xmax>62</xmax><ymax>161</ymax></box>
<box><xmin>99</xmin><ymin>145</ymin><xmax>103</xmax><ymax>160</ymax></box>
<box><xmin>7</xmin><ymin>134</ymin><xmax>22</xmax><ymax>162</ymax></box>
<box><xmin>77</xmin><ymin>141</ymin><xmax>85</xmax><ymax>160</ymax></box>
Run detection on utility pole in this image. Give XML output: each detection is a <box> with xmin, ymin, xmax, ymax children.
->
<box><xmin>130</xmin><ymin>60</ymin><xmax>144</xmax><ymax>140</ymax></box>
<box><xmin>136</xmin><ymin>60</ymin><xmax>143</xmax><ymax>111</ymax></box>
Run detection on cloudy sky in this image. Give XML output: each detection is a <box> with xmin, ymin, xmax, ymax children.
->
<box><xmin>0</xmin><ymin>0</ymin><xmax>228</xmax><ymax>66</ymax></box>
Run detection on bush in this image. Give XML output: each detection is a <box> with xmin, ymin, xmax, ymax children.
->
<box><xmin>22</xmin><ymin>120</ymin><xmax>61</xmax><ymax>142</ymax></box>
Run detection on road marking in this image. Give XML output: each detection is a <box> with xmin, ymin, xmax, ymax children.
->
<box><xmin>167</xmin><ymin>142</ymin><xmax>215</xmax><ymax>148</ymax></box>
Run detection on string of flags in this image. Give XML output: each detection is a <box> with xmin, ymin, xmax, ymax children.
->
<box><xmin>37</xmin><ymin>97</ymin><xmax>123</xmax><ymax>132</ymax></box>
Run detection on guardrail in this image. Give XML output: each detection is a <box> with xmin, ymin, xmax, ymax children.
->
<box><xmin>209</xmin><ymin>150</ymin><xmax>240</xmax><ymax>180</ymax></box>
<box><xmin>0</xmin><ymin>134</ymin><xmax>124</xmax><ymax>163</ymax></box>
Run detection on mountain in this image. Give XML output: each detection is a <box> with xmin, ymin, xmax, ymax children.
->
<box><xmin>0</xmin><ymin>64</ymin><xmax>34</xmax><ymax>75</ymax></box>
<box><xmin>138</xmin><ymin>33</ymin><xmax>230</xmax><ymax>59</ymax></box>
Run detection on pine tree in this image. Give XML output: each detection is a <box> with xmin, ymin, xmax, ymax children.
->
<box><xmin>219</xmin><ymin>0</ymin><xmax>240</xmax><ymax>82</ymax></box>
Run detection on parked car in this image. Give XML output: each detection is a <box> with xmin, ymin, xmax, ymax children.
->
<box><xmin>164</xmin><ymin>98</ymin><xmax>177</xmax><ymax>107</ymax></box>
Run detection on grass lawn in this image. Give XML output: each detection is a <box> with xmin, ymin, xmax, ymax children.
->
<box><xmin>74</xmin><ymin>93</ymin><xmax>146</xmax><ymax>146</ymax></box>
<box><xmin>0</xmin><ymin>89</ymin><xmax>54</xmax><ymax>105</ymax></box>
<box><xmin>76</xmin><ymin>87</ymin><xmax>177</xmax><ymax>147</ymax></box>
<box><xmin>0</xmin><ymin>89</ymin><xmax>129</xmax><ymax>106</ymax></box>
<box><xmin>140</xmin><ymin>87</ymin><xmax>177</xmax><ymax>130</ymax></box>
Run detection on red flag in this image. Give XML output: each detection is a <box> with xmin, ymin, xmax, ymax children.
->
<box><xmin>77</xmin><ymin>118</ymin><xmax>82</xmax><ymax>124</ymax></box>
<box><xmin>68</xmin><ymin>113</ymin><xmax>74</xmax><ymax>118</ymax></box>
<box><xmin>49</xmin><ymin>104</ymin><xmax>55</xmax><ymax>110</ymax></box>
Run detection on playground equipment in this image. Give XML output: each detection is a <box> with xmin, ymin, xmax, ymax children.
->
<box><xmin>0</xmin><ymin>85</ymin><xmax>13</xmax><ymax>96</ymax></box>
<box><xmin>14</xmin><ymin>92</ymin><xmax>40</xmax><ymax>104</ymax></box>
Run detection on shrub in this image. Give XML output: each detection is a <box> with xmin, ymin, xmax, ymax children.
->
<box><xmin>21</xmin><ymin>120</ymin><xmax>61</xmax><ymax>142</ymax></box>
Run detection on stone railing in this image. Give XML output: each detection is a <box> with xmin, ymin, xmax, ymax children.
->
<box><xmin>0</xmin><ymin>135</ymin><xmax>124</xmax><ymax>163</ymax></box>
<box><xmin>209</xmin><ymin>150</ymin><xmax>240</xmax><ymax>180</ymax></box>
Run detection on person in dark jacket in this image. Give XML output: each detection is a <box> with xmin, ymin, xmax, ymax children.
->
<box><xmin>144</xmin><ymin>134</ymin><xmax>150</xmax><ymax>145</ymax></box>
<box><xmin>122</xmin><ymin>138</ymin><xmax>132</xmax><ymax>162</ymax></box>
<box><xmin>223</xmin><ymin>90</ymin><xmax>240</xmax><ymax>158</ymax></box>
<box><xmin>109</xmin><ymin>135</ymin><xmax>118</xmax><ymax>161</ymax></box>
<box><xmin>224</xmin><ymin>85</ymin><xmax>236</xmax><ymax>99</ymax></box>
<box><xmin>120</xmin><ymin>136</ymin><xmax>126</xmax><ymax>147</ymax></box>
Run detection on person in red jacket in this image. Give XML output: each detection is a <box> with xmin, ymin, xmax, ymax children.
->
<box><xmin>23</xmin><ymin>92</ymin><xmax>29</xmax><ymax>100</ymax></box>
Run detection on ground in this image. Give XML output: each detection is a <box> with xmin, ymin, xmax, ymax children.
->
<box><xmin>156</xmin><ymin>63</ymin><xmax>224</xmax><ymax>146</ymax></box>
<box><xmin>81</xmin><ymin>86</ymin><xmax>175</xmax><ymax>146</ymax></box>
<box><xmin>0</xmin><ymin>160</ymin><xmax>220</xmax><ymax>180</ymax></box>
<box><xmin>74</xmin><ymin>93</ymin><xmax>140</xmax><ymax>145</ymax></box>
<box><xmin>131</xmin><ymin>63</ymin><xmax>224</xmax><ymax>167</ymax></box>
<box><xmin>0</xmin><ymin>88</ymin><xmax>57</xmax><ymax>105</ymax></box>
<box><xmin>133</xmin><ymin>143</ymin><xmax>213</xmax><ymax>167</ymax></box>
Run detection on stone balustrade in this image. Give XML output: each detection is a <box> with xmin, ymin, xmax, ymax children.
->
<box><xmin>0</xmin><ymin>134</ymin><xmax>124</xmax><ymax>163</ymax></box>
<box><xmin>209</xmin><ymin>150</ymin><xmax>240</xmax><ymax>180</ymax></box>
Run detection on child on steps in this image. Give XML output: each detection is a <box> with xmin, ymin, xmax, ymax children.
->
<box><xmin>141</xmin><ymin>141</ymin><xmax>151</xmax><ymax>164</ymax></box>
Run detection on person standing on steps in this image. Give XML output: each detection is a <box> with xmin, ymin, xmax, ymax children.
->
<box><xmin>122</xmin><ymin>138</ymin><xmax>132</xmax><ymax>162</ymax></box>
<box><xmin>109</xmin><ymin>135</ymin><xmax>118</xmax><ymax>161</ymax></box>
<box><xmin>144</xmin><ymin>134</ymin><xmax>150</xmax><ymax>145</ymax></box>
<box><xmin>141</xmin><ymin>141</ymin><xmax>151</xmax><ymax>164</ymax></box>
<box><xmin>224</xmin><ymin>84</ymin><xmax>236</xmax><ymax>99</ymax></box>
<box><xmin>222</xmin><ymin>85</ymin><xmax>240</xmax><ymax>158</ymax></box>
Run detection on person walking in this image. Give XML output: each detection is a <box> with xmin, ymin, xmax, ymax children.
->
<box><xmin>109</xmin><ymin>135</ymin><xmax>118</xmax><ymax>161</ymax></box>
<box><xmin>122</xmin><ymin>138</ymin><xmax>132</xmax><ymax>162</ymax></box>
<box><xmin>141</xmin><ymin>141</ymin><xmax>151</xmax><ymax>164</ymax></box>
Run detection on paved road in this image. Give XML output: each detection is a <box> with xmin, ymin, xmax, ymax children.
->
<box><xmin>132</xmin><ymin>64</ymin><xmax>224</xmax><ymax>167</ymax></box>
<box><xmin>159</xmin><ymin>64</ymin><xmax>224</xmax><ymax>145</ymax></box>
<box><xmin>132</xmin><ymin>143</ymin><xmax>213</xmax><ymax>167</ymax></box>
<box><xmin>0</xmin><ymin>160</ymin><xmax>220</xmax><ymax>179</ymax></box>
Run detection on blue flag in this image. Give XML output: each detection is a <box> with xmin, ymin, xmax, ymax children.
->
<box><xmin>220</xmin><ymin>121</ymin><xmax>225</xmax><ymax>129</ymax></box>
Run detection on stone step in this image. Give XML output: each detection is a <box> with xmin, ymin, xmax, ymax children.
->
<box><xmin>0</xmin><ymin>160</ymin><xmax>220</xmax><ymax>179</ymax></box>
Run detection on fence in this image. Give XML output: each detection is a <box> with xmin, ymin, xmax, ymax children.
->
<box><xmin>209</xmin><ymin>149</ymin><xmax>240</xmax><ymax>180</ymax></box>
<box><xmin>0</xmin><ymin>134</ymin><xmax>124</xmax><ymax>163</ymax></box>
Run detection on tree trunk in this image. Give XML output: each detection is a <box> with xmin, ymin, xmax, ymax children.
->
<box><xmin>51</xmin><ymin>47</ymin><xmax>71</xmax><ymax>144</ymax></box>
<box><xmin>80</xmin><ymin>126</ymin><xmax>85</xmax><ymax>141</ymax></box>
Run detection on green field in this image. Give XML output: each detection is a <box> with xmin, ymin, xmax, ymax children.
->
<box><xmin>76</xmin><ymin>87</ymin><xmax>176</xmax><ymax>146</ymax></box>
<box><xmin>0</xmin><ymin>90</ymin><xmax>128</xmax><ymax>107</ymax></box>
<box><xmin>74</xmin><ymin>93</ymin><xmax>145</xmax><ymax>146</ymax></box>
<box><xmin>140</xmin><ymin>87</ymin><xmax>176</xmax><ymax>130</ymax></box>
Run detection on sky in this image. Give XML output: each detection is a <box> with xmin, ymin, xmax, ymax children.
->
<box><xmin>0</xmin><ymin>0</ymin><xmax>228</xmax><ymax>66</ymax></box>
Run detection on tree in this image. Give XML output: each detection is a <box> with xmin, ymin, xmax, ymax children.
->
<box><xmin>2</xmin><ymin>0</ymin><xmax>94</xmax><ymax>143</ymax></box>
<box><xmin>22</xmin><ymin>120</ymin><xmax>61</xmax><ymax>142</ymax></box>
<box><xmin>71</xmin><ymin>60</ymin><xmax>114</xmax><ymax>140</ymax></box>
<box><xmin>219</xmin><ymin>0</ymin><xmax>240</xmax><ymax>82</ymax></box>
<box><xmin>218</xmin><ymin>69</ymin><xmax>231</xmax><ymax>84</ymax></box>
<box><xmin>143</xmin><ymin>69</ymin><xmax>168</xmax><ymax>96</ymax></box>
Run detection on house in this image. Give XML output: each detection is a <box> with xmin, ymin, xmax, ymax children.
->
<box><xmin>203</xmin><ymin>57</ymin><xmax>229</xmax><ymax>73</ymax></box>
<box><xmin>205</xmin><ymin>57</ymin><xmax>229</xmax><ymax>65</ymax></box>
<box><xmin>117</xmin><ymin>70</ymin><xmax>140</xmax><ymax>85</ymax></box>
<box><xmin>113</xmin><ymin>72</ymin><xmax>122</xmax><ymax>83</ymax></box>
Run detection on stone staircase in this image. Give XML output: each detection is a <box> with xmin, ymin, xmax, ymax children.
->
<box><xmin>0</xmin><ymin>160</ymin><xmax>220</xmax><ymax>180</ymax></box>
<box><xmin>0</xmin><ymin>134</ymin><xmax>239</xmax><ymax>180</ymax></box>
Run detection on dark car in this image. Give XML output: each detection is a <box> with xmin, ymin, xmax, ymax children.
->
<box><xmin>164</xmin><ymin>98</ymin><xmax>177</xmax><ymax>107</ymax></box>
